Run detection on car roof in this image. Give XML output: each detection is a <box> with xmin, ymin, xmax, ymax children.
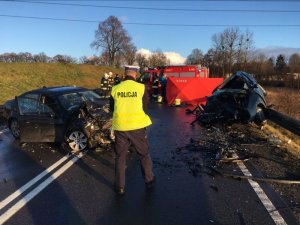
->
<box><xmin>24</xmin><ymin>86</ymin><xmax>88</xmax><ymax>96</ymax></box>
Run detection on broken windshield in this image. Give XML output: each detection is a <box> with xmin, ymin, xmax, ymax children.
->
<box><xmin>58</xmin><ymin>90</ymin><xmax>101</xmax><ymax>111</ymax></box>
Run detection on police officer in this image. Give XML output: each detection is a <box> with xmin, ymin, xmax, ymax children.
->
<box><xmin>100</xmin><ymin>73</ymin><xmax>109</xmax><ymax>98</ymax></box>
<box><xmin>110</xmin><ymin>65</ymin><xmax>155</xmax><ymax>195</ymax></box>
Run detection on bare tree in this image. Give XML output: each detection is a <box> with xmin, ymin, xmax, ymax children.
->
<box><xmin>242</xmin><ymin>30</ymin><xmax>254</xmax><ymax>70</ymax></box>
<box><xmin>17</xmin><ymin>52</ymin><xmax>33</xmax><ymax>62</ymax></box>
<box><xmin>289</xmin><ymin>53</ymin><xmax>300</xmax><ymax>73</ymax></box>
<box><xmin>211</xmin><ymin>28</ymin><xmax>254</xmax><ymax>77</ymax></box>
<box><xmin>53</xmin><ymin>55</ymin><xmax>77</xmax><ymax>64</ymax></box>
<box><xmin>135</xmin><ymin>53</ymin><xmax>149</xmax><ymax>72</ymax></box>
<box><xmin>186</xmin><ymin>48</ymin><xmax>204</xmax><ymax>65</ymax></box>
<box><xmin>33</xmin><ymin>52</ymin><xmax>49</xmax><ymax>62</ymax></box>
<box><xmin>288</xmin><ymin>53</ymin><xmax>300</xmax><ymax>89</ymax></box>
<box><xmin>123</xmin><ymin>43</ymin><xmax>137</xmax><ymax>65</ymax></box>
<box><xmin>148</xmin><ymin>50</ymin><xmax>168</xmax><ymax>67</ymax></box>
<box><xmin>212</xmin><ymin>32</ymin><xmax>226</xmax><ymax>76</ymax></box>
<box><xmin>91</xmin><ymin>16</ymin><xmax>133</xmax><ymax>67</ymax></box>
<box><xmin>80</xmin><ymin>55</ymin><xmax>101</xmax><ymax>65</ymax></box>
<box><xmin>223</xmin><ymin>27</ymin><xmax>240</xmax><ymax>75</ymax></box>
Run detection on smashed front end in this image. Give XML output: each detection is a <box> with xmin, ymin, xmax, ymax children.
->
<box><xmin>197</xmin><ymin>71</ymin><xmax>267</xmax><ymax>125</ymax></box>
<box><xmin>73</xmin><ymin>102</ymin><xmax>114</xmax><ymax>149</ymax></box>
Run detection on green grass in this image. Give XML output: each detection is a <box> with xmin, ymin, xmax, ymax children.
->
<box><xmin>0</xmin><ymin>63</ymin><xmax>123</xmax><ymax>104</ymax></box>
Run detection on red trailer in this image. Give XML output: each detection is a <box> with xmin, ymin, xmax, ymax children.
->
<box><xmin>166</xmin><ymin>77</ymin><xmax>223</xmax><ymax>105</ymax></box>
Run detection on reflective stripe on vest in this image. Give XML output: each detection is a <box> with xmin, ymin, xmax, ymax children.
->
<box><xmin>111</xmin><ymin>80</ymin><xmax>152</xmax><ymax>131</ymax></box>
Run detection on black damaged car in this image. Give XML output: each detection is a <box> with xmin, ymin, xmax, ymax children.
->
<box><xmin>195</xmin><ymin>71</ymin><xmax>267</xmax><ymax>125</ymax></box>
<box><xmin>3</xmin><ymin>86</ymin><xmax>113</xmax><ymax>151</ymax></box>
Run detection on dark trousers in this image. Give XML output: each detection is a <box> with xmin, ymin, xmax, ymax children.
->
<box><xmin>114</xmin><ymin>128</ymin><xmax>154</xmax><ymax>188</ymax></box>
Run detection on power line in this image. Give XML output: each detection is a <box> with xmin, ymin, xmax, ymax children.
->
<box><xmin>1</xmin><ymin>0</ymin><xmax>300</xmax><ymax>13</ymax></box>
<box><xmin>1</xmin><ymin>14</ymin><xmax>300</xmax><ymax>27</ymax></box>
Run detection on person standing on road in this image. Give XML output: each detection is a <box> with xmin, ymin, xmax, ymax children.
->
<box><xmin>110</xmin><ymin>65</ymin><xmax>155</xmax><ymax>196</ymax></box>
<box><xmin>100</xmin><ymin>73</ymin><xmax>110</xmax><ymax>98</ymax></box>
<box><xmin>108</xmin><ymin>71</ymin><xmax>114</xmax><ymax>96</ymax></box>
<box><xmin>151</xmin><ymin>73</ymin><xmax>160</xmax><ymax>101</ymax></box>
<box><xmin>159</xmin><ymin>73</ymin><xmax>167</xmax><ymax>103</ymax></box>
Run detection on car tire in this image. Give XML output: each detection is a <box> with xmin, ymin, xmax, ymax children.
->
<box><xmin>9</xmin><ymin>118</ymin><xmax>20</xmax><ymax>139</ymax></box>
<box><xmin>67</xmin><ymin>130</ymin><xmax>88</xmax><ymax>152</ymax></box>
<box><xmin>255</xmin><ymin>106</ymin><xmax>266</xmax><ymax>125</ymax></box>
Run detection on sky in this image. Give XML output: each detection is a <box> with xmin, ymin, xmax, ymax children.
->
<box><xmin>0</xmin><ymin>0</ymin><xmax>300</xmax><ymax>64</ymax></box>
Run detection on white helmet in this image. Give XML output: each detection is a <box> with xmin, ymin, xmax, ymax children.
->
<box><xmin>109</xmin><ymin>71</ymin><xmax>113</xmax><ymax>76</ymax></box>
<box><xmin>104</xmin><ymin>73</ymin><xmax>109</xmax><ymax>79</ymax></box>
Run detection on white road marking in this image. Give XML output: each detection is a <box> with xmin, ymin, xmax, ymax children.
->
<box><xmin>0</xmin><ymin>154</ymin><xmax>72</xmax><ymax>211</ymax></box>
<box><xmin>234</xmin><ymin>153</ymin><xmax>288</xmax><ymax>225</ymax></box>
<box><xmin>0</xmin><ymin>128</ymin><xmax>9</xmax><ymax>135</ymax></box>
<box><xmin>0</xmin><ymin>152</ymin><xmax>85</xmax><ymax>224</ymax></box>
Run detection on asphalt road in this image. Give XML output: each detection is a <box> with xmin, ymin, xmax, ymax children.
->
<box><xmin>0</xmin><ymin>103</ymin><xmax>299</xmax><ymax>225</ymax></box>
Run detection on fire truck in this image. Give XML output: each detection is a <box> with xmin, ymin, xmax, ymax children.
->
<box><xmin>140</xmin><ymin>65</ymin><xmax>209</xmax><ymax>83</ymax></box>
<box><xmin>163</xmin><ymin>65</ymin><xmax>209</xmax><ymax>78</ymax></box>
<box><xmin>139</xmin><ymin>65</ymin><xmax>210</xmax><ymax>98</ymax></box>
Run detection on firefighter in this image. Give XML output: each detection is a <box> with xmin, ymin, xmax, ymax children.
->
<box><xmin>151</xmin><ymin>73</ymin><xmax>160</xmax><ymax>101</ymax></box>
<box><xmin>108</xmin><ymin>72</ymin><xmax>114</xmax><ymax>96</ymax></box>
<box><xmin>100</xmin><ymin>73</ymin><xmax>109</xmax><ymax>98</ymax></box>
<box><xmin>159</xmin><ymin>73</ymin><xmax>167</xmax><ymax>103</ymax></box>
<box><xmin>110</xmin><ymin>65</ymin><xmax>155</xmax><ymax>195</ymax></box>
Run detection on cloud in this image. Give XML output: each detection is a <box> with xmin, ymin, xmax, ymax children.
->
<box><xmin>137</xmin><ymin>48</ymin><xmax>152</xmax><ymax>58</ymax></box>
<box><xmin>137</xmin><ymin>48</ymin><xmax>186</xmax><ymax>65</ymax></box>
<box><xmin>164</xmin><ymin>52</ymin><xmax>186</xmax><ymax>65</ymax></box>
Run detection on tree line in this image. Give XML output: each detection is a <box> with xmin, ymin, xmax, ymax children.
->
<box><xmin>184</xmin><ymin>27</ymin><xmax>300</xmax><ymax>89</ymax></box>
<box><xmin>1</xmin><ymin>15</ymin><xmax>299</xmax><ymax>89</ymax></box>
<box><xmin>0</xmin><ymin>52</ymin><xmax>77</xmax><ymax>64</ymax></box>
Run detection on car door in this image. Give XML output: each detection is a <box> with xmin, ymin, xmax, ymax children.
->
<box><xmin>16</xmin><ymin>94</ymin><xmax>61</xmax><ymax>142</ymax></box>
<box><xmin>41</xmin><ymin>95</ymin><xmax>66</xmax><ymax>142</ymax></box>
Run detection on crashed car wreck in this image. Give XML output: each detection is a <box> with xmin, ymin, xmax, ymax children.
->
<box><xmin>189</xmin><ymin>71</ymin><xmax>267</xmax><ymax>125</ymax></box>
<box><xmin>3</xmin><ymin>86</ymin><xmax>114</xmax><ymax>152</ymax></box>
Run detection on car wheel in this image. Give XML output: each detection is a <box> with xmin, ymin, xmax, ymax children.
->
<box><xmin>67</xmin><ymin>130</ymin><xmax>88</xmax><ymax>152</ymax></box>
<box><xmin>9</xmin><ymin>119</ymin><xmax>20</xmax><ymax>139</ymax></box>
<box><xmin>255</xmin><ymin>106</ymin><xmax>266</xmax><ymax>125</ymax></box>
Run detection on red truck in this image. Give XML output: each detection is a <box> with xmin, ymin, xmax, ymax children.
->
<box><xmin>163</xmin><ymin>65</ymin><xmax>209</xmax><ymax>78</ymax></box>
<box><xmin>140</xmin><ymin>65</ymin><xmax>209</xmax><ymax>81</ymax></box>
<box><xmin>139</xmin><ymin>65</ymin><xmax>209</xmax><ymax>95</ymax></box>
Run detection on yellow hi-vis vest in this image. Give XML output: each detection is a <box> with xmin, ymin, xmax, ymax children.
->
<box><xmin>111</xmin><ymin>80</ymin><xmax>152</xmax><ymax>131</ymax></box>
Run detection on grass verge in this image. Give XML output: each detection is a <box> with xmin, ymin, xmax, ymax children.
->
<box><xmin>0</xmin><ymin>63</ymin><xmax>123</xmax><ymax>104</ymax></box>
